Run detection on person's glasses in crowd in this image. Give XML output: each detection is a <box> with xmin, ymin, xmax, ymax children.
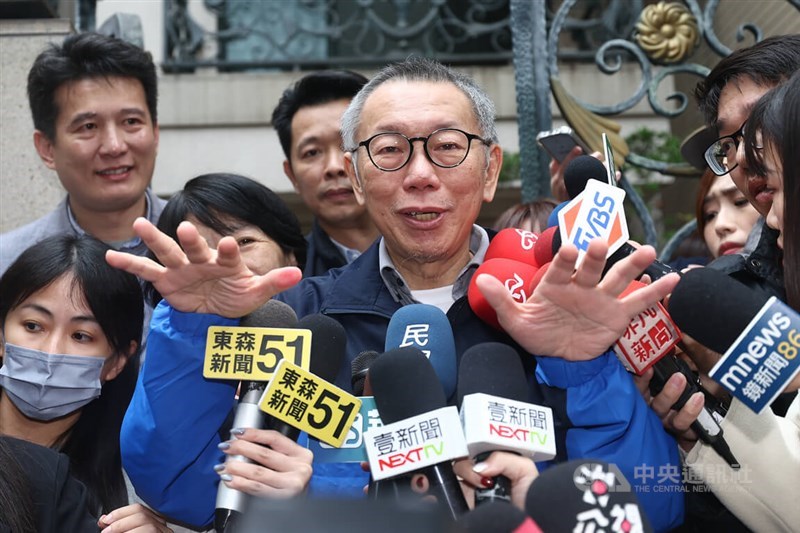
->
<box><xmin>704</xmin><ymin>121</ymin><xmax>746</xmax><ymax>176</ymax></box>
<box><xmin>357</xmin><ymin>128</ymin><xmax>490</xmax><ymax>172</ymax></box>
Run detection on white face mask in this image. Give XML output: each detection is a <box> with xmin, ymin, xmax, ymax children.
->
<box><xmin>0</xmin><ymin>342</ymin><xmax>104</xmax><ymax>421</ymax></box>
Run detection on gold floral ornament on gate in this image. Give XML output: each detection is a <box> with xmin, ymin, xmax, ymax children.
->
<box><xmin>634</xmin><ymin>1</ymin><xmax>700</xmax><ymax>64</ymax></box>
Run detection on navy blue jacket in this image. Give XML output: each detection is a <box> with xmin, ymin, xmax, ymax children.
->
<box><xmin>121</xmin><ymin>240</ymin><xmax>684</xmax><ymax>530</ymax></box>
<box><xmin>303</xmin><ymin>219</ymin><xmax>348</xmax><ymax>277</ymax></box>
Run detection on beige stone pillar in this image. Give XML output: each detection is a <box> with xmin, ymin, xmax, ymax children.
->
<box><xmin>0</xmin><ymin>19</ymin><xmax>72</xmax><ymax>232</ymax></box>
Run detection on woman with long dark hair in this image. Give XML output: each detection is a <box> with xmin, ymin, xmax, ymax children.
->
<box><xmin>679</xmin><ymin>70</ymin><xmax>800</xmax><ymax>531</ymax></box>
<box><xmin>0</xmin><ymin>436</ymin><xmax>97</xmax><ymax>532</ymax></box>
<box><xmin>0</xmin><ymin>234</ymin><xmax>169</xmax><ymax>531</ymax></box>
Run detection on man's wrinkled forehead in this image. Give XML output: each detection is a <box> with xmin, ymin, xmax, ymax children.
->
<box><xmin>715</xmin><ymin>76</ymin><xmax>772</xmax><ymax>134</ymax></box>
<box><xmin>360</xmin><ymin>80</ymin><xmax>474</xmax><ymax>133</ymax></box>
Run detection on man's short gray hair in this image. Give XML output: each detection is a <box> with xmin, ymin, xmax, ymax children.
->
<box><xmin>341</xmin><ymin>57</ymin><xmax>498</xmax><ymax>153</ymax></box>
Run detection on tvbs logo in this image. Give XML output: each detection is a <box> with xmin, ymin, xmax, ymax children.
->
<box><xmin>559</xmin><ymin>179</ymin><xmax>628</xmax><ymax>266</ymax></box>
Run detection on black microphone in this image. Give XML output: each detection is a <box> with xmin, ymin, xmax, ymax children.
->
<box><xmin>603</xmin><ymin>242</ymin><xmax>677</xmax><ymax>282</ymax></box>
<box><xmin>215</xmin><ymin>300</ymin><xmax>298</xmax><ymax>532</ymax></box>
<box><xmin>267</xmin><ymin>313</ymin><xmax>347</xmax><ymax>440</ymax></box>
<box><xmin>369</xmin><ymin>346</ymin><xmax>470</xmax><ymax>520</ymax></box>
<box><xmin>543</xmin><ymin>155</ymin><xmax>606</xmax><ymax>230</ymax></box>
<box><xmin>360</xmin><ymin>349</ymin><xmax>417</xmax><ymax>502</ymax></box>
<box><xmin>668</xmin><ymin>267</ymin><xmax>774</xmax><ymax>354</ymax></box>
<box><xmin>600</xmin><ymin>246</ymin><xmax>739</xmax><ymax>467</ymax></box>
<box><xmin>351</xmin><ymin>350</ymin><xmax>380</xmax><ymax>396</ymax></box>
<box><xmin>524</xmin><ymin>459</ymin><xmax>654</xmax><ymax>533</ymax></box>
<box><xmin>669</xmin><ymin>267</ymin><xmax>799</xmax><ymax>412</ymax></box>
<box><xmin>564</xmin><ymin>154</ymin><xmax>606</xmax><ymax>200</ymax></box>
<box><xmin>457</xmin><ymin>343</ymin><xmax>530</xmax><ymax>507</ymax></box>
<box><xmin>351</xmin><ymin>348</ymin><xmax>418</xmax><ymax>502</ymax></box>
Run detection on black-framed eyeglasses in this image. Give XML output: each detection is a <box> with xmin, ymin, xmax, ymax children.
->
<box><xmin>356</xmin><ymin>128</ymin><xmax>491</xmax><ymax>172</ymax></box>
<box><xmin>704</xmin><ymin>121</ymin><xmax>746</xmax><ymax>176</ymax></box>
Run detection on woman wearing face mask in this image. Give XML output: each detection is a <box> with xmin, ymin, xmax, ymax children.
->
<box><xmin>0</xmin><ymin>234</ymin><xmax>170</xmax><ymax>532</ymax></box>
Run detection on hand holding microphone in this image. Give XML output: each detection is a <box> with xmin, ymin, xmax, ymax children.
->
<box><xmin>453</xmin><ymin>451</ymin><xmax>539</xmax><ymax>512</ymax></box>
<box><xmin>214</xmin><ymin>300</ymin><xmax>300</xmax><ymax>531</ymax></box>
<box><xmin>215</xmin><ymin>310</ymin><xmax>348</xmax><ymax>531</ymax></box>
<box><xmin>456</xmin><ymin>343</ymin><xmax>554</xmax><ymax>507</ymax></box>
<box><xmin>214</xmin><ymin>428</ymin><xmax>313</xmax><ymax>498</ymax></box>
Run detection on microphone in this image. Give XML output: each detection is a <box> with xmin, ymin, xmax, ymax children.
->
<box><xmin>456</xmin><ymin>501</ymin><xmax>543</xmax><ymax>533</ymax></box>
<box><xmin>544</xmin><ymin>156</ymin><xmax>606</xmax><ymax>230</ymax></box>
<box><xmin>385</xmin><ymin>304</ymin><xmax>458</xmax><ymax>400</ymax></box>
<box><xmin>545</xmin><ymin>202</ymin><xmax>565</xmax><ymax>229</ymax></box>
<box><xmin>612</xmin><ymin>280</ymin><xmax>682</xmax><ymax>375</ymax></box>
<box><xmin>524</xmin><ymin>459</ymin><xmax>654</xmax><ymax>533</ymax></box>
<box><xmin>457</xmin><ymin>343</ymin><xmax>555</xmax><ymax>506</ymax></box>
<box><xmin>215</xmin><ymin>300</ymin><xmax>298</xmax><ymax>532</ymax></box>
<box><xmin>564</xmin><ymin>155</ymin><xmax>606</xmax><ymax>199</ymax></box>
<box><xmin>267</xmin><ymin>313</ymin><xmax>347</xmax><ymax>440</ymax></box>
<box><xmin>351</xmin><ymin>350</ymin><xmax>380</xmax><ymax>396</ymax></box>
<box><xmin>603</xmin><ymin>242</ymin><xmax>677</xmax><ymax>283</ymax></box>
<box><xmin>668</xmin><ymin>268</ymin><xmax>800</xmax><ymax>412</ymax></box>
<box><xmin>669</xmin><ymin>268</ymin><xmax>773</xmax><ymax>354</ymax></box>
<box><xmin>468</xmin><ymin>259</ymin><xmax>539</xmax><ymax>330</ymax></box>
<box><xmin>484</xmin><ymin>227</ymin><xmax>540</xmax><ymax>267</ymax></box>
<box><xmin>368</xmin><ymin>346</ymin><xmax>470</xmax><ymax>520</ymax></box>
<box><xmin>532</xmin><ymin>226</ymin><xmax>560</xmax><ymax>266</ymax></box>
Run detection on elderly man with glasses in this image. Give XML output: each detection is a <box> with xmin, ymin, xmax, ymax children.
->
<box><xmin>109</xmin><ymin>57</ymin><xmax>684</xmax><ymax>530</ymax></box>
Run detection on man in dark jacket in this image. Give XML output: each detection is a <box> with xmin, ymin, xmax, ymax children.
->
<box><xmin>111</xmin><ymin>58</ymin><xmax>683</xmax><ymax>531</ymax></box>
<box><xmin>646</xmin><ymin>34</ymin><xmax>800</xmax><ymax>424</ymax></box>
<box><xmin>272</xmin><ymin>71</ymin><xmax>380</xmax><ymax>276</ymax></box>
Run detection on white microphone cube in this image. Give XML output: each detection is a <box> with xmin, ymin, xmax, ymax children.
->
<box><xmin>460</xmin><ymin>393</ymin><xmax>556</xmax><ymax>461</ymax></box>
